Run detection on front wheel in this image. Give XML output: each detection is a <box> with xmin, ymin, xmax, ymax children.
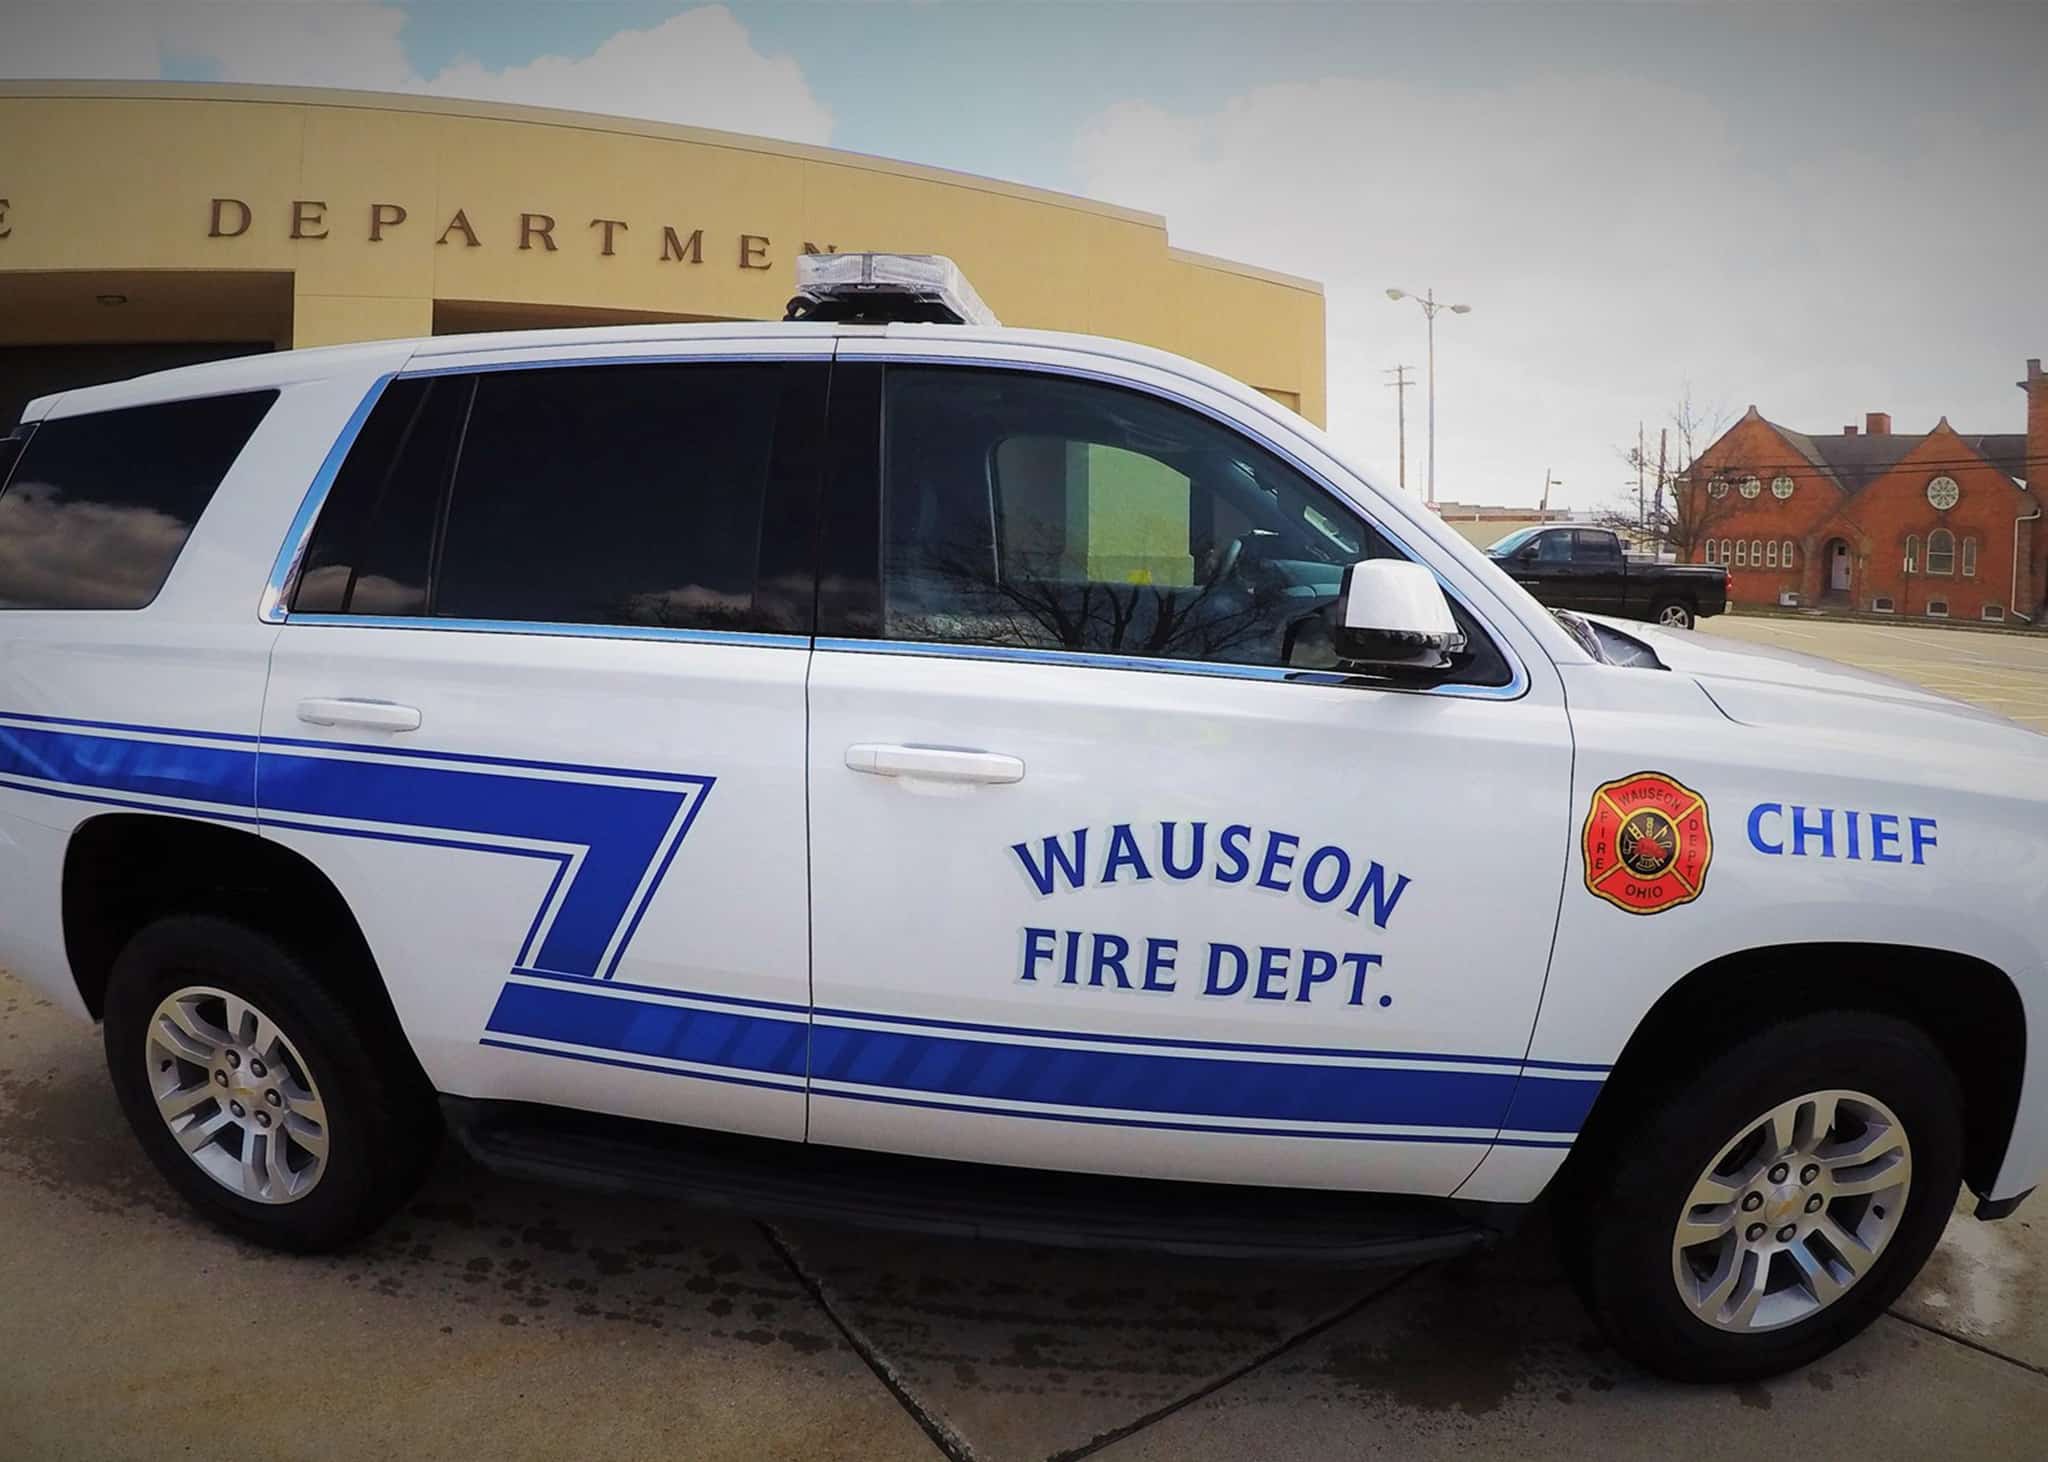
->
<box><xmin>1651</xmin><ymin>599</ymin><xmax>1696</xmax><ymax>629</ymax></box>
<box><xmin>103</xmin><ymin>915</ymin><xmax>440</xmax><ymax>1251</ymax></box>
<box><xmin>1559</xmin><ymin>1011</ymin><xmax>1962</xmax><ymax>1382</ymax></box>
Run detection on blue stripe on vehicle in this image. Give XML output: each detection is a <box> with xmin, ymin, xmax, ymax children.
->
<box><xmin>808</xmin><ymin>1021</ymin><xmax>1568</xmax><ymax>1132</ymax></box>
<box><xmin>491</xmin><ymin>978</ymin><xmax>1601</xmax><ymax>1138</ymax></box>
<box><xmin>813</xmin><ymin>1087</ymin><xmax>1576</xmax><ymax>1148</ymax></box>
<box><xmin>0</xmin><ymin>720</ymin><xmax>258</xmax><ymax>808</ymax></box>
<box><xmin>484</xmin><ymin>981</ymin><xmax>808</xmax><ymax>1079</ymax></box>
<box><xmin>478</xmin><ymin>1038</ymin><xmax>807</xmax><ymax>1094</ymax></box>
<box><xmin>811</xmin><ymin>1003</ymin><xmax>1610</xmax><ymax>1073</ymax></box>
<box><xmin>505</xmin><ymin>965</ymin><xmax>812</xmax><ymax>1015</ymax></box>
<box><xmin>0</xmin><ymin>711</ymin><xmax>713</xmax><ymax>983</ymax></box>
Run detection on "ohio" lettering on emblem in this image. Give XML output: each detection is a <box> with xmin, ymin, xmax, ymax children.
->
<box><xmin>1581</xmin><ymin>771</ymin><xmax>1712</xmax><ymax>916</ymax></box>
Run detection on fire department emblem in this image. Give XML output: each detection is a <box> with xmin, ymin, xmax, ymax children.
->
<box><xmin>1582</xmin><ymin>771</ymin><xmax>1712</xmax><ymax>915</ymax></box>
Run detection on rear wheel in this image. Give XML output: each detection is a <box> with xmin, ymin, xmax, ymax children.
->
<box><xmin>103</xmin><ymin>915</ymin><xmax>439</xmax><ymax>1251</ymax></box>
<box><xmin>1559</xmin><ymin>1011</ymin><xmax>1961</xmax><ymax>1381</ymax></box>
<box><xmin>1652</xmin><ymin>599</ymin><xmax>1695</xmax><ymax>629</ymax></box>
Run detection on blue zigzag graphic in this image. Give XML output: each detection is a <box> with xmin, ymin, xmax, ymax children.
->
<box><xmin>0</xmin><ymin>712</ymin><xmax>711</xmax><ymax>981</ymax></box>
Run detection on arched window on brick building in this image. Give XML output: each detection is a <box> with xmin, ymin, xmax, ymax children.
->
<box><xmin>1905</xmin><ymin>535</ymin><xmax>1920</xmax><ymax>574</ymax></box>
<box><xmin>1783</xmin><ymin>539</ymin><xmax>1796</xmax><ymax>566</ymax></box>
<box><xmin>1927</xmin><ymin>529</ymin><xmax>1955</xmax><ymax>576</ymax></box>
<box><xmin>1962</xmin><ymin>537</ymin><xmax>1978</xmax><ymax>577</ymax></box>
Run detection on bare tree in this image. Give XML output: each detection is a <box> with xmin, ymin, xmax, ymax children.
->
<box><xmin>1595</xmin><ymin>390</ymin><xmax>1735</xmax><ymax>559</ymax></box>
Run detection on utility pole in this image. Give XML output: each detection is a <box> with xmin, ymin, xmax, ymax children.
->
<box><xmin>1541</xmin><ymin>468</ymin><xmax>1560</xmax><ymax>512</ymax></box>
<box><xmin>1655</xmin><ymin>428</ymin><xmax>1668</xmax><ymax>540</ymax></box>
<box><xmin>1384</xmin><ymin>365</ymin><xmax>1414</xmax><ymax>493</ymax></box>
<box><xmin>1637</xmin><ymin>421</ymin><xmax>1647</xmax><ymax>531</ymax></box>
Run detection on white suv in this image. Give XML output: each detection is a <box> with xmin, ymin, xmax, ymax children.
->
<box><xmin>1</xmin><ymin>290</ymin><xmax>2041</xmax><ymax>1383</ymax></box>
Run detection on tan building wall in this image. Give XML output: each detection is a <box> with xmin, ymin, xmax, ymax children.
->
<box><xmin>0</xmin><ymin>82</ymin><xmax>1324</xmax><ymax>422</ymax></box>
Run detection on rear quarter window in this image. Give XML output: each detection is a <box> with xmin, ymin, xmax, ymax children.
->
<box><xmin>0</xmin><ymin>390</ymin><xmax>277</xmax><ymax>609</ymax></box>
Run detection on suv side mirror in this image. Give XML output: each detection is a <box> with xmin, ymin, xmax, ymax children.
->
<box><xmin>1333</xmin><ymin>559</ymin><xmax>1467</xmax><ymax>671</ymax></box>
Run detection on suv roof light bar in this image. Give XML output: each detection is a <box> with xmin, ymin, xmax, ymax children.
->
<box><xmin>784</xmin><ymin>252</ymin><xmax>999</xmax><ymax>327</ymax></box>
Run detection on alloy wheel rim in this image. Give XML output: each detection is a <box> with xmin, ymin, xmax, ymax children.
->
<box><xmin>145</xmin><ymin>985</ymin><xmax>330</xmax><ymax>1204</ymax></box>
<box><xmin>1659</xmin><ymin>605</ymin><xmax>1691</xmax><ymax>626</ymax></box>
<box><xmin>1671</xmin><ymin>1088</ymin><xmax>1910</xmax><ymax>1333</ymax></box>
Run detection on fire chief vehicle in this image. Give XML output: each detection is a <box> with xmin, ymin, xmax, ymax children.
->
<box><xmin>0</xmin><ymin>256</ymin><xmax>2039</xmax><ymax>1381</ymax></box>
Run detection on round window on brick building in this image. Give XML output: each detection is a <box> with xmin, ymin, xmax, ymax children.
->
<box><xmin>1771</xmin><ymin>475</ymin><xmax>1795</xmax><ymax>499</ymax></box>
<box><xmin>1739</xmin><ymin>475</ymin><xmax>1761</xmax><ymax>499</ymax></box>
<box><xmin>1708</xmin><ymin>476</ymin><xmax>1730</xmax><ymax>499</ymax></box>
<box><xmin>1927</xmin><ymin>528</ymin><xmax>1955</xmax><ymax>576</ymax></box>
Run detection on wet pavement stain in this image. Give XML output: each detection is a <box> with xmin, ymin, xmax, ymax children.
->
<box><xmin>0</xmin><ymin>1011</ymin><xmax>860</xmax><ymax>1368</ymax></box>
<box><xmin>1285</xmin><ymin>1228</ymin><xmax>1630</xmax><ymax>1419</ymax></box>
<box><xmin>0</xmin><ymin>1060</ymin><xmax>185</xmax><ymax>1220</ymax></box>
<box><xmin>773</xmin><ymin>1218</ymin><xmax>1395</xmax><ymax>1431</ymax></box>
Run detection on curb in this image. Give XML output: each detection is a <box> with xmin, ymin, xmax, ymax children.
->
<box><xmin>1721</xmin><ymin>606</ymin><xmax>2046</xmax><ymax>639</ymax></box>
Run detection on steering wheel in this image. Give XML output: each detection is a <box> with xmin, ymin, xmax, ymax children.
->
<box><xmin>1212</xmin><ymin>529</ymin><xmax>1280</xmax><ymax>588</ymax></box>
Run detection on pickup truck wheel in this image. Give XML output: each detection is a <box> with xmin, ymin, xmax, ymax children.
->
<box><xmin>1652</xmin><ymin>599</ymin><xmax>1695</xmax><ymax>629</ymax></box>
<box><xmin>1560</xmin><ymin>1011</ymin><xmax>1961</xmax><ymax>1382</ymax></box>
<box><xmin>102</xmin><ymin>915</ymin><xmax>439</xmax><ymax>1252</ymax></box>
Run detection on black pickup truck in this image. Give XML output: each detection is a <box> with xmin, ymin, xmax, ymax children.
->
<box><xmin>1486</xmin><ymin>525</ymin><xmax>1728</xmax><ymax>629</ymax></box>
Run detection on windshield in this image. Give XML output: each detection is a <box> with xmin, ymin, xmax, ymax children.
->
<box><xmin>1486</xmin><ymin>527</ymin><xmax>1541</xmax><ymax>556</ymax></box>
<box><xmin>1553</xmin><ymin>609</ymin><xmax>1665</xmax><ymax>670</ymax></box>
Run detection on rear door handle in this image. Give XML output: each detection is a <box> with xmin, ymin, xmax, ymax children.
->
<box><xmin>296</xmin><ymin>697</ymin><xmax>422</xmax><ymax>733</ymax></box>
<box><xmin>846</xmin><ymin>743</ymin><xmax>1024</xmax><ymax>785</ymax></box>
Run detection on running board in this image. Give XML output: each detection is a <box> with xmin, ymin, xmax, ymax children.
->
<box><xmin>441</xmin><ymin>1097</ymin><xmax>1502</xmax><ymax>1265</ymax></box>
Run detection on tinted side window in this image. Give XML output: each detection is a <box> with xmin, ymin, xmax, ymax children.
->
<box><xmin>0</xmin><ymin>390</ymin><xmax>276</xmax><ymax>609</ymax></box>
<box><xmin>1573</xmin><ymin>530</ymin><xmax>1621</xmax><ymax>564</ymax></box>
<box><xmin>294</xmin><ymin>377</ymin><xmax>467</xmax><ymax>615</ymax></box>
<box><xmin>435</xmin><ymin>364</ymin><xmax>798</xmax><ymax>632</ymax></box>
<box><xmin>878</xmin><ymin>366</ymin><xmax>1507</xmax><ymax>685</ymax></box>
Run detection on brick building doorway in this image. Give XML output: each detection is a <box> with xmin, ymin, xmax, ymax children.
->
<box><xmin>1824</xmin><ymin>538</ymin><xmax>1852</xmax><ymax>601</ymax></box>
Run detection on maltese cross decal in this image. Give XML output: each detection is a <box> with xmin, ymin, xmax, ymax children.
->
<box><xmin>1582</xmin><ymin>771</ymin><xmax>1712</xmax><ymax>915</ymax></box>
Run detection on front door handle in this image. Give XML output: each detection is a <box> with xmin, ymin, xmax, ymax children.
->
<box><xmin>297</xmin><ymin>697</ymin><xmax>423</xmax><ymax>733</ymax></box>
<box><xmin>846</xmin><ymin>743</ymin><xmax>1024</xmax><ymax>785</ymax></box>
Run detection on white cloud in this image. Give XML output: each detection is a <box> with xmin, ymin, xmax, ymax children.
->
<box><xmin>1</xmin><ymin>2</ymin><xmax>832</xmax><ymax>144</ymax></box>
<box><xmin>1076</xmin><ymin>72</ymin><xmax>2047</xmax><ymax>513</ymax></box>
<box><xmin>419</xmin><ymin>7</ymin><xmax>831</xmax><ymax>143</ymax></box>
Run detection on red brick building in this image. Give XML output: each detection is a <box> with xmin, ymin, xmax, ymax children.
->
<box><xmin>1680</xmin><ymin>358</ymin><xmax>2048</xmax><ymax>622</ymax></box>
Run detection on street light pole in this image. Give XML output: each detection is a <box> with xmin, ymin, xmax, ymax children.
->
<box><xmin>1386</xmin><ymin>287</ymin><xmax>1472</xmax><ymax>509</ymax></box>
<box><xmin>1426</xmin><ymin>294</ymin><xmax>1438</xmax><ymax>509</ymax></box>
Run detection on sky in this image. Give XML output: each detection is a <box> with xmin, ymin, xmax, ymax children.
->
<box><xmin>7</xmin><ymin>1</ymin><xmax>2047</xmax><ymax>513</ymax></box>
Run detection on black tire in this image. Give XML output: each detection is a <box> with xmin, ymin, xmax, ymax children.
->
<box><xmin>1558</xmin><ymin>1011</ymin><xmax>1962</xmax><ymax>1382</ymax></box>
<box><xmin>1650</xmin><ymin>599</ymin><xmax>1695</xmax><ymax>629</ymax></box>
<box><xmin>103</xmin><ymin>914</ymin><xmax>440</xmax><ymax>1252</ymax></box>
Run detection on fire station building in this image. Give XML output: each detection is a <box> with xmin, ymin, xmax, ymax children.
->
<box><xmin>1683</xmin><ymin>359</ymin><xmax>2048</xmax><ymax>623</ymax></box>
<box><xmin>0</xmin><ymin>81</ymin><xmax>1325</xmax><ymax>430</ymax></box>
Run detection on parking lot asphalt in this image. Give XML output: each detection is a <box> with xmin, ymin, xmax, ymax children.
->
<box><xmin>1702</xmin><ymin>611</ymin><xmax>2048</xmax><ymax>732</ymax></box>
<box><xmin>4</xmin><ymin>615</ymin><xmax>2046</xmax><ymax>1460</ymax></box>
